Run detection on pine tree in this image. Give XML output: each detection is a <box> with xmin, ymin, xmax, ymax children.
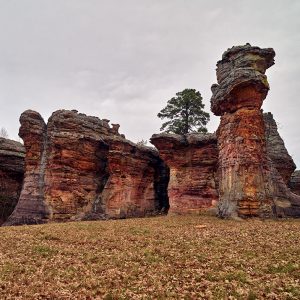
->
<box><xmin>157</xmin><ymin>89</ymin><xmax>210</xmax><ymax>134</ymax></box>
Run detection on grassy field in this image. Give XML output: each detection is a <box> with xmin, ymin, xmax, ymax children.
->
<box><xmin>0</xmin><ymin>215</ymin><xmax>299</xmax><ymax>299</ymax></box>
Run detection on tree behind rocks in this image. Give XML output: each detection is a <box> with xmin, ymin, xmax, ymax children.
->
<box><xmin>157</xmin><ymin>89</ymin><xmax>210</xmax><ymax>134</ymax></box>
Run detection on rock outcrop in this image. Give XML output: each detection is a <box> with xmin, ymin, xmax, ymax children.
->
<box><xmin>101</xmin><ymin>136</ymin><xmax>169</xmax><ymax>218</ymax></box>
<box><xmin>150</xmin><ymin>133</ymin><xmax>218</xmax><ymax>214</ymax></box>
<box><xmin>264</xmin><ymin>112</ymin><xmax>296</xmax><ymax>183</ymax></box>
<box><xmin>289</xmin><ymin>171</ymin><xmax>300</xmax><ymax>196</ymax></box>
<box><xmin>4</xmin><ymin>110</ymin><xmax>54</xmax><ymax>225</ymax></box>
<box><xmin>4</xmin><ymin>110</ymin><xmax>169</xmax><ymax>225</ymax></box>
<box><xmin>211</xmin><ymin>44</ymin><xmax>300</xmax><ymax>218</ymax></box>
<box><xmin>0</xmin><ymin>138</ymin><xmax>25</xmax><ymax>224</ymax></box>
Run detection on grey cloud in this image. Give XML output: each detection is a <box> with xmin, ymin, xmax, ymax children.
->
<box><xmin>0</xmin><ymin>0</ymin><xmax>300</xmax><ymax>166</ymax></box>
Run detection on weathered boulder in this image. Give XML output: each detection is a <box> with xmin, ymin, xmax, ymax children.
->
<box><xmin>211</xmin><ymin>44</ymin><xmax>300</xmax><ymax>218</ymax></box>
<box><xmin>264</xmin><ymin>112</ymin><xmax>296</xmax><ymax>183</ymax></box>
<box><xmin>4</xmin><ymin>109</ymin><xmax>169</xmax><ymax>225</ymax></box>
<box><xmin>0</xmin><ymin>138</ymin><xmax>25</xmax><ymax>224</ymax></box>
<box><xmin>289</xmin><ymin>171</ymin><xmax>300</xmax><ymax>195</ymax></box>
<box><xmin>150</xmin><ymin>133</ymin><xmax>218</xmax><ymax>214</ymax></box>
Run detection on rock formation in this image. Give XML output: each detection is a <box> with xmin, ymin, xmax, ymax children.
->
<box><xmin>101</xmin><ymin>136</ymin><xmax>169</xmax><ymax>218</ymax></box>
<box><xmin>211</xmin><ymin>44</ymin><xmax>300</xmax><ymax>218</ymax></box>
<box><xmin>150</xmin><ymin>133</ymin><xmax>218</xmax><ymax>214</ymax></box>
<box><xmin>0</xmin><ymin>138</ymin><xmax>25</xmax><ymax>224</ymax></box>
<box><xmin>289</xmin><ymin>171</ymin><xmax>300</xmax><ymax>196</ymax></box>
<box><xmin>264</xmin><ymin>112</ymin><xmax>296</xmax><ymax>183</ymax></box>
<box><xmin>4</xmin><ymin>110</ymin><xmax>169</xmax><ymax>225</ymax></box>
<box><xmin>4</xmin><ymin>110</ymin><xmax>54</xmax><ymax>225</ymax></box>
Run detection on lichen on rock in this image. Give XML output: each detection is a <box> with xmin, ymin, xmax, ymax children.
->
<box><xmin>211</xmin><ymin>44</ymin><xmax>300</xmax><ymax>218</ymax></box>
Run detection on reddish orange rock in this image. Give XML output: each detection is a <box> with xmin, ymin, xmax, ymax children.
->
<box><xmin>150</xmin><ymin>133</ymin><xmax>218</xmax><ymax>214</ymax></box>
<box><xmin>44</xmin><ymin>110</ymin><xmax>110</xmax><ymax>221</ymax></box>
<box><xmin>5</xmin><ymin>109</ymin><xmax>169</xmax><ymax>225</ymax></box>
<box><xmin>211</xmin><ymin>44</ymin><xmax>300</xmax><ymax>218</ymax></box>
<box><xmin>101</xmin><ymin>136</ymin><xmax>169</xmax><ymax>218</ymax></box>
<box><xmin>0</xmin><ymin>138</ymin><xmax>25</xmax><ymax>224</ymax></box>
<box><xmin>4</xmin><ymin>111</ymin><xmax>50</xmax><ymax>225</ymax></box>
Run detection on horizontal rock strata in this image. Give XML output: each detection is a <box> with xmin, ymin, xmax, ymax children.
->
<box><xmin>211</xmin><ymin>44</ymin><xmax>300</xmax><ymax>218</ymax></box>
<box><xmin>101</xmin><ymin>136</ymin><xmax>169</xmax><ymax>218</ymax></box>
<box><xmin>150</xmin><ymin>133</ymin><xmax>218</xmax><ymax>214</ymax></box>
<box><xmin>288</xmin><ymin>171</ymin><xmax>300</xmax><ymax>196</ymax></box>
<box><xmin>5</xmin><ymin>110</ymin><xmax>169</xmax><ymax>225</ymax></box>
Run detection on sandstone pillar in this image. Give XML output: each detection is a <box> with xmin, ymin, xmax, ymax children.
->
<box><xmin>211</xmin><ymin>44</ymin><xmax>300</xmax><ymax>218</ymax></box>
<box><xmin>4</xmin><ymin>110</ymin><xmax>50</xmax><ymax>225</ymax></box>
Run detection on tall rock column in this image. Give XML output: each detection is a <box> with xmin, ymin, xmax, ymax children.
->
<box><xmin>211</xmin><ymin>44</ymin><xmax>300</xmax><ymax>218</ymax></box>
<box><xmin>4</xmin><ymin>110</ymin><xmax>50</xmax><ymax>225</ymax></box>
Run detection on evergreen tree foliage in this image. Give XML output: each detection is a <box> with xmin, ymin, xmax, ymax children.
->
<box><xmin>157</xmin><ymin>89</ymin><xmax>210</xmax><ymax>134</ymax></box>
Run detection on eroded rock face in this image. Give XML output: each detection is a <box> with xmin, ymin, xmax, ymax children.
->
<box><xmin>264</xmin><ymin>112</ymin><xmax>296</xmax><ymax>183</ymax></box>
<box><xmin>211</xmin><ymin>44</ymin><xmax>300</xmax><ymax>218</ymax></box>
<box><xmin>44</xmin><ymin>110</ymin><xmax>110</xmax><ymax>221</ymax></box>
<box><xmin>150</xmin><ymin>133</ymin><xmax>218</xmax><ymax>214</ymax></box>
<box><xmin>101</xmin><ymin>136</ymin><xmax>169</xmax><ymax>218</ymax></box>
<box><xmin>289</xmin><ymin>171</ymin><xmax>300</xmax><ymax>196</ymax></box>
<box><xmin>5</xmin><ymin>109</ymin><xmax>168</xmax><ymax>225</ymax></box>
<box><xmin>0</xmin><ymin>138</ymin><xmax>25</xmax><ymax>224</ymax></box>
<box><xmin>4</xmin><ymin>111</ymin><xmax>50</xmax><ymax>225</ymax></box>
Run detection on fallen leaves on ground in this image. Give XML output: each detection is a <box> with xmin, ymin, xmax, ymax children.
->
<box><xmin>0</xmin><ymin>215</ymin><xmax>299</xmax><ymax>299</ymax></box>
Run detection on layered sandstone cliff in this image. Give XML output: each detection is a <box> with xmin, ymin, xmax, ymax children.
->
<box><xmin>289</xmin><ymin>171</ymin><xmax>300</xmax><ymax>196</ymax></box>
<box><xmin>5</xmin><ymin>110</ymin><xmax>168</xmax><ymax>225</ymax></box>
<box><xmin>211</xmin><ymin>44</ymin><xmax>300</xmax><ymax>218</ymax></box>
<box><xmin>0</xmin><ymin>138</ymin><xmax>25</xmax><ymax>224</ymax></box>
<box><xmin>264</xmin><ymin>112</ymin><xmax>296</xmax><ymax>183</ymax></box>
<box><xmin>150</xmin><ymin>133</ymin><xmax>218</xmax><ymax>214</ymax></box>
<box><xmin>101</xmin><ymin>136</ymin><xmax>169</xmax><ymax>218</ymax></box>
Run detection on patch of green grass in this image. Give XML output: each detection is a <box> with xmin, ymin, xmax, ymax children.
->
<box><xmin>224</xmin><ymin>271</ymin><xmax>248</xmax><ymax>283</ymax></box>
<box><xmin>32</xmin><ymin>245</ymin><xmax>58</xmax><ymax>257</ymax></box>
<box><xmin>39</xmin><ymin>233</ymin><xmax>61</xmax><ymax>241</ymax></box>
<box><xmin>143</xmin><ymin>249</ymin><xmax>162</xmax><ymax>264</ymax></box>
<box><xmin>206</xmin><ymin>272</ymin><xmax>219</xmax><ymax>282</ymax></box>
<box><xmin>284</xmin><ymin>285</ymin><xmax>300</xmax><ymax>298</ymax></box>
<box><xmin>128</xmin><ymin>227</ymin><xmax>150</xmax><ymax>235</ymax></box>
<box><xmin>268</xmin><ymin>262</ymin><xmax>298</xmax><ymax>274</ymax></box>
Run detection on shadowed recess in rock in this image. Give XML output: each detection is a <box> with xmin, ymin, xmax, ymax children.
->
<box><xmin>0</xmin><ymin>138</ymin><xmax>25</xmax><ymax>224</ymax></box>
<box><xmin>151</xmin><ymin>133</ymin><xmax>218</xmax><ymax>214</ymax></box>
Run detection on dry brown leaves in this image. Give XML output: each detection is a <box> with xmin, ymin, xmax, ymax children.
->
<box><xmin>0</xmin><ymin>215</ymin><xmax>299</xmax><ymax>299</ymax></box>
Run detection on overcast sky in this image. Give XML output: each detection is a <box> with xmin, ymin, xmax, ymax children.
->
<box><xmin>0</xmin><ymin>0</ymin><xmax>299</xmax><ymax>166</ymax></box>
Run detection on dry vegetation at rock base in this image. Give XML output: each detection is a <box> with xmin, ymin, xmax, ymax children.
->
<box><xmin>0</xmin><ymin>215</ymin><xmax>299</xmax><ymax>300</ymax></box>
